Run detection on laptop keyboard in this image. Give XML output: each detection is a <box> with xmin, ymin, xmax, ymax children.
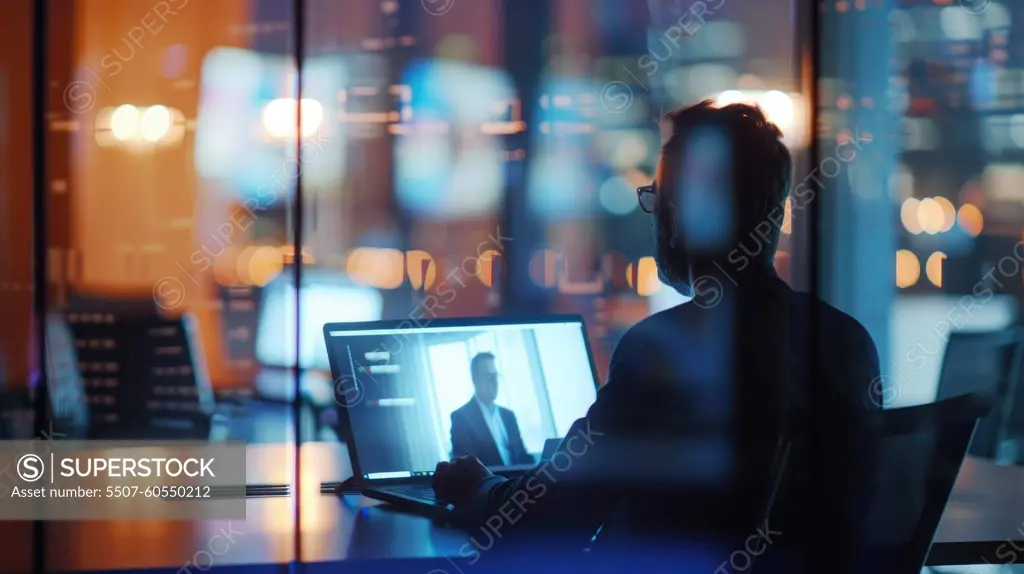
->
<box><xmin>384</xmin><ymin>484</ymin><xmax>437</xmax><ymax>502</ymax></box>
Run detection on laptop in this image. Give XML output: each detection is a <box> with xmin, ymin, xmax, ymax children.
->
<box><xmin>323</xmin><ymin>315</ymin><xmax>601</xmax><ymax>512</ymax></box>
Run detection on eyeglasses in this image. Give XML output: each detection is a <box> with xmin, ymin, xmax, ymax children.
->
<box><xmin>636</xmin><ymin>183</ymin><xmax>656</xmax><ymax>213</ymax></box>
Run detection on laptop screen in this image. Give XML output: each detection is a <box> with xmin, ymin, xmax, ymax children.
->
<box><xmin>325</xmin><ymin>320</ymin><xmax>598</xmax><ymax>480</ymax></box>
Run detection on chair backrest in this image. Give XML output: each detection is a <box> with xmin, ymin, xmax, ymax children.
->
<box><xmin>862</xmin><ymin>392</ymin><xmax>991</xmax><ymax>572</ymax></box>
<box><xmin>587</xmin><ymin>432</ymin><xmax>793</xmax><ymax>570</ymax></box>
<box><xmin>67</xmin><ymin>310</ymin><xmax>214</xmax><ymax>439</ymax></box>
<box><xmin>936</xmin><ymin>330</ymin><xmax>1018</xmax><ymax>458</ymax></box>
<box><xmin>937</xmin><ymin>330</ymin><xmax>1017</xmax><ymax>400</ymax></box>
<box><xmin>994</xmin><ymin>325</ymin><xmax>1024</xmax><ymax>460</ymax></box>
<box><xmin>130</xmin><ymin>313</ymin><xmax>216</xmax><ymax>438</ymax></box>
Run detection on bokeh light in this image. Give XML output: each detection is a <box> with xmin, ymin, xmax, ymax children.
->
<box><xmin>346</xmin><ymin>248</ymin><xmax>404</xmax><ymax>289</ymax></box>
<box><xmin>758</xmin><ymin>90</ymin><xmax>795</xmax><ymax>133</ymax></box>
<box><xmin>781</xmin><ymin>198</ymin><xmax>792</xmax><ymax>235</ymax></box>
<box><xmin>957</xmin><ymin>203</ymin><xmax>984</xmax><ymax>236</ymax></box>
<box><xmin>110</xmin><ymin>105</ymin><xmax>140</xmax><ymax>141</ymax></box>
<box><xmin>901</xmin><ymin>198</ymin><xmax>922</xmax><ymax>234</ymax></box>
<box><xmin>714</xmin><ymin>90</ymin><xmax>746</xmax><ymax>107</ymax></box>
<box><xmin>598</xmin><ymin>176</ymin><xmax>637</xmax><ymax>215</ymax></box>
<box><xmin>250</xmin><ymin>247</ymin><xmax>284</xmax><ymax>287</ymax></box>
<box><xmin>896</xmin><ymin>249</ymin><xmax>920</xmax><ymax>288</ymax></box>
<box><xmin>261</xmin><ymin>98</ymin><xmax>324</xmax><ymax>139</ymax></box>
<box><xmin>933</xmin><ymin>197</ymin><xmax>956</xmax><ymax>232</ymax></box>
<box><xmin>477</xmin><ymin>249</ymin><xmax>501</xmax><ymax>288</ymax></box>
<box><xmin>625</xmin><ymin>257</ymin><xmax>663</xmax><ymax>296</ymax></box>
<box><xmin>213</xmin><ymin>246</ymin><xmax>242</xmax><ymax>286</ymax></box>
<box><xmin>926</xmin><ymin>252</ymin><xmax>946</xmax><ymax>288</ymax></box>
<box><xmin>140</xmin><ymin>105</ymin><xmax>172</xmax><ymax>142</ymax></box>
<box><xmin>917</xmin><ymin>197</ymin><xmax>945</xmax><ymax>235</ymax></box>
<box><xmin>405</xmin><ymin>250</ymin><xmax>437</xmax><ymax>290</ymax></box>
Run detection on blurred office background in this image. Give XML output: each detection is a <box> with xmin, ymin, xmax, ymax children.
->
<box><xmin>3</xmin><ymin>0</ymin><xmax>1024</xmax><ymax>571</ymax></box>
<box><xmin>0</xmin><ymin>0</ymin><xmax>1022</xmax><ymax>548</ymax></box>
<box><xmin>0</xmin><ymin>0</ymin><xmax>1021</xmax><ymax>434</ymax></box>
<box><xmin>2</xmin><ymin>0</ymin><xmax>1022</xmax><ymax>436</ymax></box>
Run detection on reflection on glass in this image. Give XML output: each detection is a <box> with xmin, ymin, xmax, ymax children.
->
<box><xmin>394</xmin><ymin>59</ymin><xmax>512</xmax><ymax>218</ymax></box>
<box><xmin>256</xmin><ymin>272</ymin><xmax>383</xmax><ymax>370</ymax></box>
<box><xmin>195</xmin><ymin>49</ymin><xmax>345</xmax><ymax>199</ymax></box>
<box><xmin>528</xmin><ymin>77</ymin><xmax>605</xmax><ymax>219</ymax></box>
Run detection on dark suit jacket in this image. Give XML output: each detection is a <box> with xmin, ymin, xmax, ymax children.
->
<box><xmin>451</xmin><ymin>399</ymin><xmax>534</xmax><ymax>466</ymax></box>
<box><xmin>461</xmin><ymin>272</ymin><xmax>881</xmax><ymax>572</ymax></box>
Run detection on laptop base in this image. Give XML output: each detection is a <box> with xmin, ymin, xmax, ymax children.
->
<box><xmin>363</xmin><ymin>487</ymin><xmax>453</xmax><ymax>518</ymax></box>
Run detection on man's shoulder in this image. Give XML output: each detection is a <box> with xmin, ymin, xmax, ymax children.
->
<box><xmin>451</xmin><ymin>400</ymin><xmax>475</xmax><ymax>418</ymax></box>
<box><xmin>791</xmin><ymin>292</ymin><xmax>877</xmax><ymax>353</ymax></box>
<box><xmin>612</xmin><ymin>290</ymin><xmax>878</xmax><ymax>369</ymax></box>
<box><xmin>604</xmin><ymin>305</ymin><xmax>694</xmax><ymax>382</ymax></box>
<box><xmin>616</xmin><ymin>304</ymin><xmax>689</xmax><ymax>348</ymax></box>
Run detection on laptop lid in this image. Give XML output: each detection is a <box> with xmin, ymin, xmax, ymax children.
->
<box><xmin>323</xmin><ymin>315</ymin><xmax>600</xmax><ymax>487</ymax></box>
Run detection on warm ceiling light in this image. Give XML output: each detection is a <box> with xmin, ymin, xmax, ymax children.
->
<box><xmin>98</xmin><ymin>104</ymin><xmax>184</xmax><ymax>149</ymax></box>
<box><xmin>261</xmin><ymin>98</ymin><xmax>324</xmax><ymax>140</ymax></box>
<box><xmin>140</xmin><ymin>105</ymin><xmax>172</xmax><ymax>142</ymax></box>
<box><xmin>110</xmin><ymin>105</ymin><xmax>140</xmax><ymax>141</ymax></box>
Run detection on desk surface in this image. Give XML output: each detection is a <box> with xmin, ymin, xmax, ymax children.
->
<box><xmin>42</xmin><ymin>442</ymin><xmax>467</xmax><ymax>572</ymax></box>
<box><xmin>929</xmin><ymin>456</ymin><xmax>1024</xmax><ymax>564</ymax></box>
<box><xmin>1</xmin><ymin>443</ymin><xmax>1021</xmax><ymax>571</ymax></box>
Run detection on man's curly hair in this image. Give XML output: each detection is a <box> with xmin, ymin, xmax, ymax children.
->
<box><xmin>654</xmin><ymin>100</ymin><xmax>793</xmax><ymax>286</ymax></box>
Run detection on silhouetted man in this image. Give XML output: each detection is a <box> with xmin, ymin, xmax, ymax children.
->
<box><xmin>433</xmin><ymin>102</ymin><xmax>880</xmax><ymax>572</ymax></box>
<box><xmin>450</xmin><ymin>352</ymin><xmax>533</xmax><ymax>466</ymax></box>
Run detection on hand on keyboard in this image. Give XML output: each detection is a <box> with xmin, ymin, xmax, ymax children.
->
<box><xmin>433</xmin><ymin>455</ymin><xmax>493</xmax><ymax>506</ymax></box>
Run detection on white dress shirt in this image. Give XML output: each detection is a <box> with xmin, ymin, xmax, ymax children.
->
<box><xmin>476</xmin><ymin>397</ymin><xmax>513</xmax><ymax>465</ymax></box>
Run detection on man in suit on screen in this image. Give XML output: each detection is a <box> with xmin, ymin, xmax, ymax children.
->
<box><xmin>450</xmin><ymin>352</ymin><xmax>534</xmax><ymax>467</ymax></box>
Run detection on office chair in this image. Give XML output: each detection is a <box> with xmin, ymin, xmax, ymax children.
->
<box><xmin>585</xmin><ymin>433</ymin><xmax>793</xmax><ymax>572</ymax></box>
<box><xmin>937</xmin><ymin>330</ymin><xmax>1018</xmax><ymax>401</ymax></box>
<box><xmin>67</xmin><ymin>310</ymin><xmax>221</xmax><ymax>439</ymax></box>
<box><xmin>861</xmin><ymin>391</ymin><xmax>992</xmax><ymax>573</ymax></box>
<box><xmin>936</xmin><ymin>330</ymin><xmax>1019</xmax><ymax>459</ymax></box>
<box><xmin>67</xmin><ymin>310</ymin><xmax>133</xmax><ymax>437</ymax></box>
<box><xmin>127</xmin><ymin>313</ymin><xmax>219</xmax><ymax>439</ymax></box>
<box><xmin>986</xmin><ymin>324</ymin><xmax>1024</xmax><ymax>464</ymax></box>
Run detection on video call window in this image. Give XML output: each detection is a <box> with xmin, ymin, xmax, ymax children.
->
<box><xmin>327</xmin><ymin>322</ymin><xmax>598</xmax><ymax>477</ymax></box>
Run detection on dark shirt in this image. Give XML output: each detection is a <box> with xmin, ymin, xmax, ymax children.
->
<box><xmin>460</xmin><ymin>272</ymin><xmax>881</xmax><ymax>570</ymax></box>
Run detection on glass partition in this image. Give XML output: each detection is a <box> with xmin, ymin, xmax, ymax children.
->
<box><xmin>12</xmin><ymin>0</ymin><xmax>1022</xmax><ymax>570</ymax></box>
